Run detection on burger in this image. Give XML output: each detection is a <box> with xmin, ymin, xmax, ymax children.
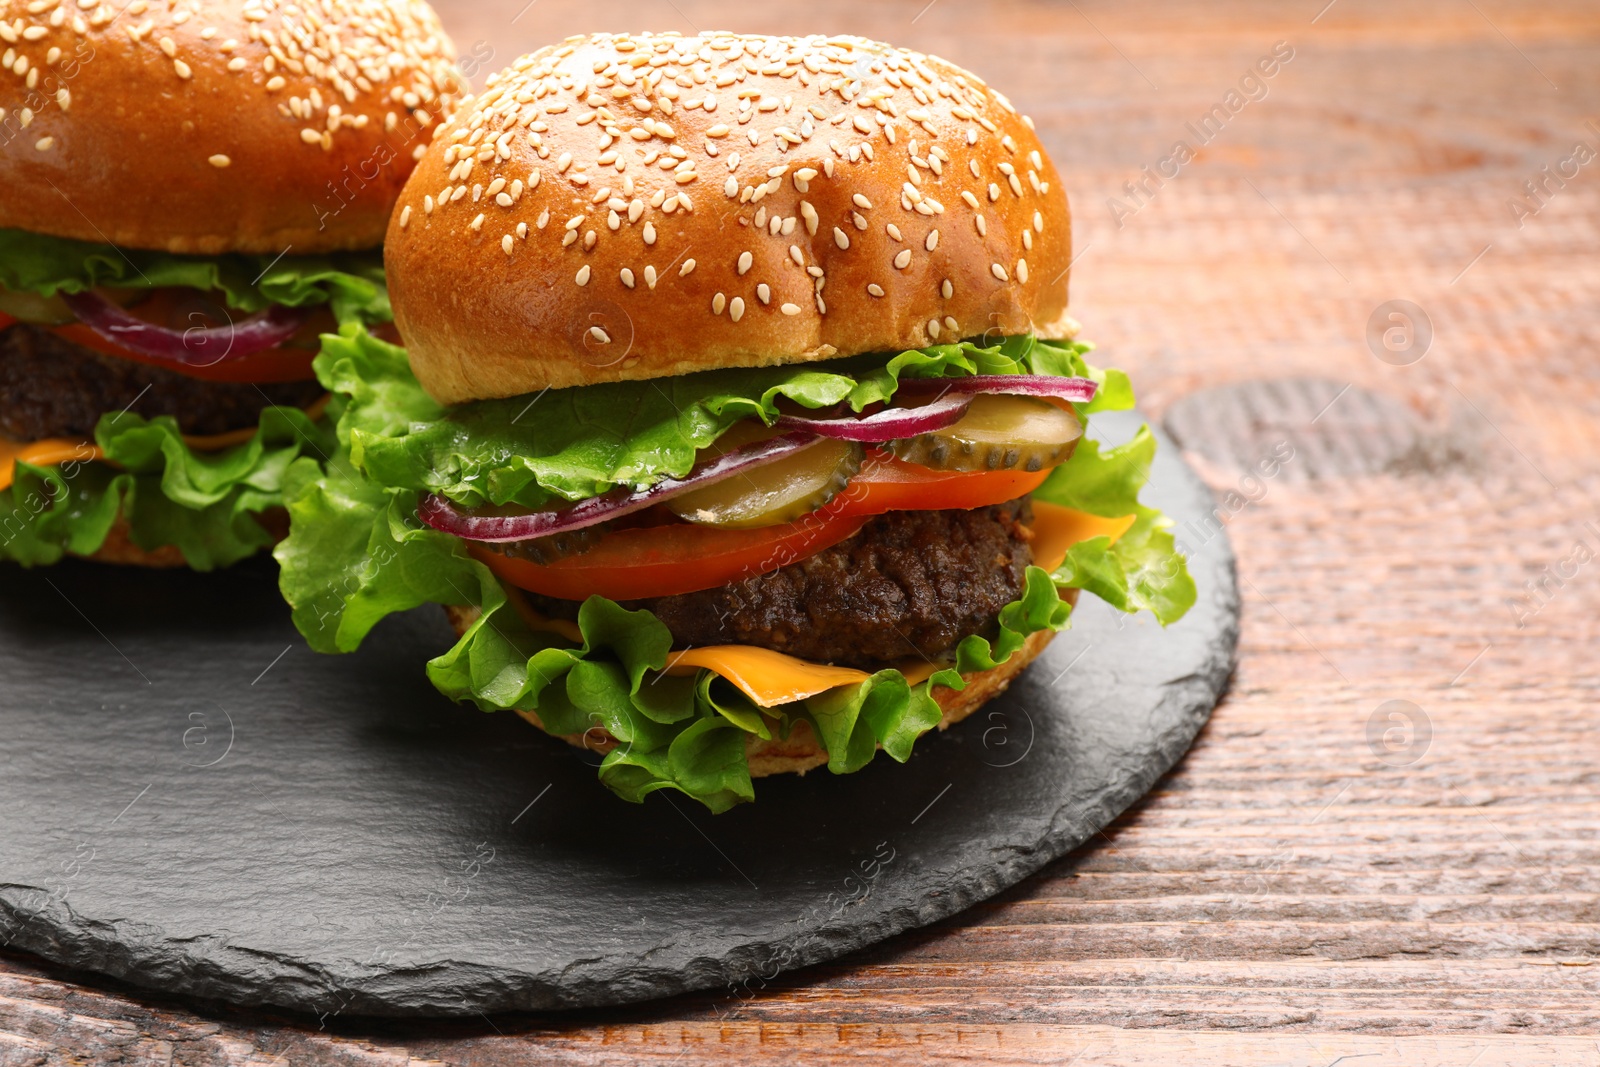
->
<box><xmin>0</xmin><ymin>0</ymin><xmax>459</xmax><ymax>568</ymax></box>
<box><xmin>276</xmin><ymin>32</ymin><xmax>1196</xmax><ymax>811</ymax></box>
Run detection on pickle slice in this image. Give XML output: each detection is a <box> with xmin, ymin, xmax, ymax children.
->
<box><xmin>889</xmin><ymin>394</ymin><xmax>1083</xmax><ymax>473</ymax></box>
<box><xmin>668</xmin><ymin>423</ymin><xmax>864</xmax><ymax>529</ymax></box>
<box><xmin>0</xmin><ymin>288</ymin><xmax>74</xmax><ymax>325</ymax></box>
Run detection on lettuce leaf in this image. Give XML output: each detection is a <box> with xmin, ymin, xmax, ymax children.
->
<box><xmin>275</xmin><ymin>326</ymin><xmax>1195</xmax><ymax>812</ymax></box>
<box><xmin>1034</xmin><ymin>429</ymin><xmax>1198</xmax><ymax>623</ymax></box>
<box><xmin>1</xmin><ymin>405</ymin><xmax>336</xmax><ymax>569</ymax></box>
<box><xmin>0</xmin><ymin>227</ymin><xmax>390</xmax><ymax>324</ymax></box>
<box><xmin>350</xmin><ymin>332</ymin><xmax>1120</xmax><ymax>510</ymax></box>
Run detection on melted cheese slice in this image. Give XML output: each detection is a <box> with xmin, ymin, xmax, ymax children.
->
<box><xmin>665</xmin><ymin>646</ymin><xmax>873</xmax><ymax>705</ymax></box>
<box><xmin>1029</xmin><ymin>502</ymin><xmax>1138</xmax><ymax>572</ymax></box>
<box><xmin>0</xmin><ymin>438</ymin><xmax>102</xmax><ymax>492</ymax></box>
<box><xmin>660</xmin><ymin>504</ymin><xmax>1138</xmax><ymax>707</ymax></box>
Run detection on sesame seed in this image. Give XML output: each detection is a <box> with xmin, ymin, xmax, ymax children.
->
<box><xmin>867</xmin><ymin>283</ymin><xmax>885</xmax><ymax>297</ymax></box>
<box><xmin>621</xmin><ymin>267</ymin><xmax>636</xmax><ymax>288</ymax></box>
<box><xmin>643</xmin><ymin>222</ymin><xmax>657</xmax><ymax>245</ymax></box>
<box><xmin>853</xmin><ymin>194</ymin><xmax>873</xmax><ymax>210</ymax></box>
<box><xmin>502</xmin><ymin>235</ymin><xmax>515</xmax><ymax>255</ymax></box>
<box><xmin>833</xmin><ymin>227</ymin><xmax>850</xmax><ymax>250</ymax></box>
<box><xmin>173</xmin><ymin>59</ymin><xmax>191</xmax><ymax>80</ymax></box>
<box><xmin>975</xmin><ymin>215</ymin><xmax>988</xmax><ymax>236</ymax></box>
<box><xmin>928</xmin><ymin>318</ymin><xmax>942</xmax><ymax>339</ymax></box>
<box><xmin>713</xmin><ymin>292</ymin><xmax>726</xmax><ymax>314</ymax></box>
<box><xmin>209</xmin><ymin>154</ymin><xmax>231</xmax><ymax>168</ymax></box>
<box><xmin>590</xmin><ymin>326</ymin><xmax>611</xmax><ymax>344</ymax></box>
<box><xmin>300</xmin><ymin>128</ymin><xmax>322</xmax><ymax>145</ymax></box>
<box><xmin>942</xmin><ymin>279</ymin><xmax>953</xmax><ymax>299</ymax></box>
<box><xmin>757</xmin><ymin>283</ymin><xmax>771</xmax><ymax>304</ymax></box>
<box><xmin>644</xmin><ymin>265</ymin><xmax>658</xmax><ymax>288</ymax></box>
<box><xmin>680</xmin><ymin>258</ymin><xmax>697</xmax><ymax>276</ymax></box>
<box><xmin>780</xmin><ymin>302</ymin><xmax>801</xmax><ymax>316</ymax></box>
<box><xmin>737</xmin><ymin>251</ymin><xmax>753</xmax><ymax>275</ymax></box>
<box><xmin>576</xmin><ymin>265</ymin><xmax>592</xmax><ymax>286</ymax></box>
<box><xmin>34</xmin><ymin>136</ymin><xmax>52</xmax><ymax>151</ymax></box>
<box><xmin>730</xmin><ymin>296</ymin><xmax>746</xmax><ymax>322</ymax></box>
<box><xmin>925</xmin><ymin>229</ymin><xmax>940</xmax><ymax>251</ymax></box>
<box><xmin>893</xmin><ymin>249</ymin><xmax>912</xmax><ymax>269</ymax></box>
<box><xmin>470</xmin><ymin>213</ymin><xmax>486</xmax><ymax>231</ymax></box>
<box><xmin>991</xmin><ymin>262</ymin><xmax>1009</xmax><ymax>282</ymax></box>
<box><xmin>1017</xmin><ymin>258</ymin><xmax>1029</xmax><ymax>283</ymax></box>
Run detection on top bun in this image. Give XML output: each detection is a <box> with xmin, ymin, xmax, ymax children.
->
<box><xmin>0</xmin><ymin>0</ymin><xmax>461</xmax><ymax>255</ymax></box>
<box><xmin>386</xmin><ymin>32</ymin><xmax>1073</xmax><ymax>406</ymax></box>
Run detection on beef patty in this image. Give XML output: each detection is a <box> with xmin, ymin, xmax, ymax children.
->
<box><xmin>0</xmin><ymin>323</ymin><xmax>326</xmax><ymax>440</ymax></box>
<box><xmin>530</xmin><ymin>498</ymin><xmax>1036</xmax><ymax>669</ymax></box>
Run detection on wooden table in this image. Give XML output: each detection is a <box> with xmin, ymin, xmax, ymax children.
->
<box><xmin>5</xmin><ymin>1</ymin><xmax>1598</xmax><ymax>1062</ymax></box>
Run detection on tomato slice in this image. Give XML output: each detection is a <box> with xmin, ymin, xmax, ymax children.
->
<box><xmin>0</xmin><ymin>311</ymin><xmax>16</xmax><ymax>331</ymax></box>
<box><xmin>476</xmin><ymin>451</ymin><xmax>1060</xmax><ymax>601</ymax></box>
<box><xmin>45</xmin><ymin>322</ymin><xmax>319</xmax><ymax>383</ymax></box>
<box><xmin>474</xmin><ymin>504</ymin><xmax>870</xmax><ymax>601</ymax></box>
<box><xmin>830</xmin><ymin>450</ymin><xmax>1053</xmax><ymax>517</ymax></box>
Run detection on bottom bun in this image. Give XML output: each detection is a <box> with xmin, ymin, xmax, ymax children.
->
<box><xmin>81</xmin><ymin>514</ymin><xmax>189</xmax><ymax>568</ymax></box>
<box><xmin>446</xmin><ymin>587</ymin><xmax>1074</xmax><ymax>779</ymax></box>
<box><xmin>70</xmin><ymin>507</ymin><xmax>289</xmax><ymax>569</ymax></box>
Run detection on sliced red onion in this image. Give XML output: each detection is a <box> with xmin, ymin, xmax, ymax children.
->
<box><xmin>894</xmin><ymin>374</ymin><xmax>1099</xmax><ymax>403</ymax></box>
<box><xmin>418</xmin><ymin>430</ymin><xmax>825</xmax><ymax>544</ymax></box>
<box><xmin>774</xmin><ymin>392</ymin><xmax>972</xmax><ymax>442</ymax></box>
<box><xmin>60</xmin><ymin>290</ymin><xmax>308</xmax><ymax>367</ymax></box>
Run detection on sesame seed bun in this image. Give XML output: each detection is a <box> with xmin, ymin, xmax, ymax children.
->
<box><xmin>386</xmin><ymin>32</ymin><xmax>1073</xmax><ymax>406</ymax></box>
<box><xmin>0</xmin><ymin>0</ymin><xmax>461</xmax><ymax>255</ymax></box>
<box><xmin>444</xmin><ymin>593</ymin><xmax>1071</xmax><ymax>780</ymax></box>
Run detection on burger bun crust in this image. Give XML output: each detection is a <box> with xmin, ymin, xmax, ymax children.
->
<box><xmin>387</xmin><ymin>32</ymin><xmax>1072</xmax><ymax>405</ymax></box>
<box><xmin>0</xmin><ymin>0</ymin><xmax>460</xmax><ymax>254</ymax></box>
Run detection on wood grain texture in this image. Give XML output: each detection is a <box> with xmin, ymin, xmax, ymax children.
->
<box><xmin>5</xmin><ymin>0</ymin><xmax>1599</xmax><ymax>1061</ymax></box>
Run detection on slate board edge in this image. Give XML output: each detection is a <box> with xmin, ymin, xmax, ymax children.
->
<box><xmin>0</xmin><ymin>555</ymin><xmax>1237</xmax><ymax>1019</ymax></box>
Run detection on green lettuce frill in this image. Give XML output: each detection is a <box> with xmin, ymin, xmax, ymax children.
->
<box><xmin>0</xmin><ymin>407</ymin><xmax>337</xmax><ymax>568</ymax></box>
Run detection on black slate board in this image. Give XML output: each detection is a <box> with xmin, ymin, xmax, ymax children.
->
<box><xmin>0</xmin><ymin>415</ymin><xmax>1237</xmax><ymax>1018</ymax></box>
